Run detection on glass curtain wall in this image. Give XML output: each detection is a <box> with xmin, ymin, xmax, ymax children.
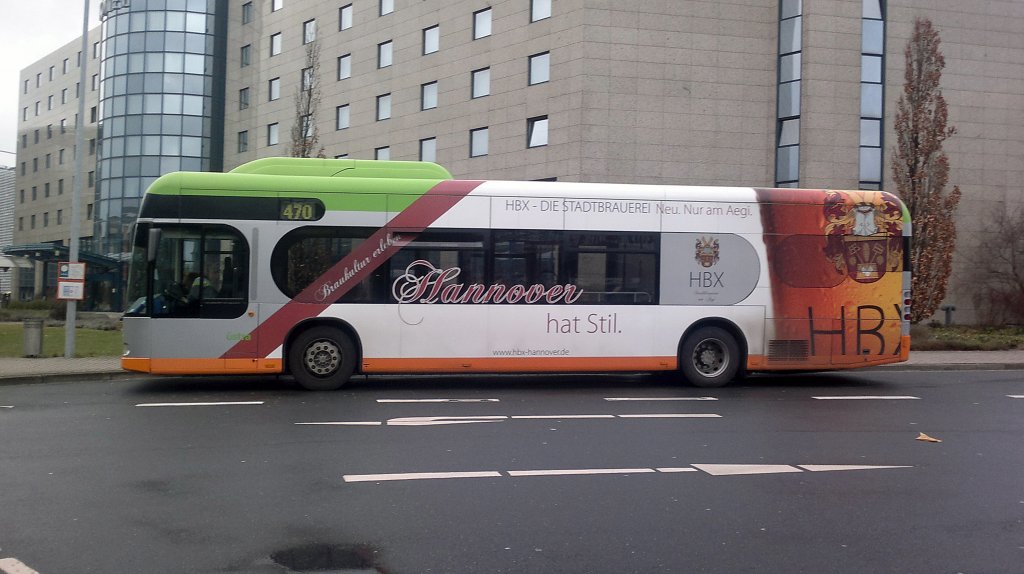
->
<box><xmin>95</xmin><ymin>0</ymin><xmax>227</xmax><ymax>263</ymax></box>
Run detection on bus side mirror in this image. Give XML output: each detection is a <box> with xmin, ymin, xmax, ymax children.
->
<box><xmin>147</xmin><ymin>228</ymin><xmax>161</xmax><ymax>263</ymax></box>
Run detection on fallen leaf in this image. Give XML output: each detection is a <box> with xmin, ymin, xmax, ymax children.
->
<box><xmin>916</xmin><ymin>432</ymin><xmax>942</xmax><ymax>443</ymax></box>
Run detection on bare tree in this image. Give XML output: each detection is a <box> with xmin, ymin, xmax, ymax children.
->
<box><xmin>291</xmin><ymin>40</ymin><xmax>325</xmax><ymax>158</ymax></box>
<box><xmin>891</xmin><ymin>18</ymin><xmax>961</xmax><ymax>323</ymax></box>
<box><xmin>973</xmin><ymin>203</ymin><xmax>1024</xmax><ymax>325</ymax></box>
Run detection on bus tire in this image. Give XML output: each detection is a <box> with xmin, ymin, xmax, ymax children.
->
<box><xmin>289</xmin><ymin>327</ymin><xmax>357</xmax><ymax>391</ymax></box>
<box><xmin>680</xmin><ymin>326</ymin><xmax>740</xmax><ymax>388</ymax></box>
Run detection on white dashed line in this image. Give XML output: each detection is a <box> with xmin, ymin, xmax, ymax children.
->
<box><xmin>342</xmin><ymin>464</ymin><xmax>911</xmax><ymax>483</ymax></box>
<box><xmin>812</xmin><ymin>396</ymin><xmax>920</xmax><ymax>400</ymax></box>
<box><xmin>1008</xmin><ymin>395</ymin><xmax>1024</xmax><ymax>399</ymax></box>
<box><xmin>298</xmin><ymin>413</ymin><xmax>722</xmax><ymax>426</ymax></box>
<box><xmin>295</xmin><ymin>421</ymin><xmax>383</xmax><ymax>426</ymax></box>
<box><xmin>343</xmin><ymin>471</ymin><xmax>501</xmax><ymax>483</ymax></box>
<box><xmin>0</xmin><ymin>406</ymin><xmax>14</xmax><ymax>409</ymax></box>
<box><xmin>0</xmin><ymin>557</ymin><xmax>40</xmax><ymax>574</ymax></box>
<box><xmin>376</xmin><ymin>398</ymin><xmax>500</xmax><ymax>403</ymax></box>
<box><xmin>605</xmin><ymin>397</ymin><xmax>718</xmax><ymax>401</ymax></box>
<box><xmin>617</xmin><ymin>414</ymin><xmax>721</xmax><ymax>419</ymax></box>
<box><xmin>135</xmin><ymin>401</ymin><xmax>265</xmax><ymax>407</ymax></box>
<box><xmin>507</xmin><ymin>468</ymin><xmax>656</xmax><ymax>477</ymax></box>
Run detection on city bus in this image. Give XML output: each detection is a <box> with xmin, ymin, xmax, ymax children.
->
<box><xmin>122</xmin><ymin>157</ymin><xmax>911</xmax><ymax>390</ymax></box>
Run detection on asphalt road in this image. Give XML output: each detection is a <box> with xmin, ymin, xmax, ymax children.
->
<box><xmin>1</xmin><ymin>370</ymin><xmax>1022</xmax><ymax>574</ymax></box>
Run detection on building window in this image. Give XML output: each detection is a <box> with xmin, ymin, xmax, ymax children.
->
<box><xmin>60</xmin><ymin>119</ymin><xmax>66</xmax><ymax>133</ymax></box>
<box><xmin>63</xmin><ymin>58</ymin><xmax>69</xmax><ymax>74</ymax></box>
<box><xmin>92</xmin><ymin>74</ymin><xmax>99</xmax><ymax>91</ymax></box>
<box><xmin>18</xmin><ymin>217</ymin><xmax>23</xmax><ymax>231</ymax></box>
<box><xmin>31</xmin><ymin>215</ymin><xmax>35</xmax><ymax>229</ymax></box>
<box><xmin>88</xmin><ymin>171</ymin><xmax>94</xmax><ymax>187</ymax></box>
<box><xmin>859</xmin><ymin>0</ymin><xmax>885</xmax><ymax>189</ymax></box>
<box><xmin>23</xmin><ymin>79</ymin><xmax>28</xmax><ymax>94</ymax></box>
<box><xmin>376</xmin><ymin>93</ymin><xmax>391</xmax><ymax>120</ymax></box>
<box><xmin>775</xmin><ymin>0</ymin><xmax>802</xmax><ymax>187</ymax></box>
<box><xmin>339</xmin><ymin>4</ymin><xmax>353</xmax><ymax>30</ymax></box>
<box><xmin>239</xmin><ymin>87</ymin><xmax>250</xmax><ymax>109</ymax></box>
<box><xmin>375</xmin><ymin>146</ymin><xmax>390</xmax><ymax>160</ymax></box>
<box><xmin>470</xmin><ymin>127</ymin><xmax>489</xmax><ymax>157</ymax></box>
<box><xmin>268</xmin><ymin>123</ymin><xmax>279</xmax><ymax>146</ymax></box>
<box><xmin>48</xmin><ymin>66</ymin><xmax>54</xmax><ymax>81</ymax></box>
<box><xmin>58</xmin><ymin>179</ymin><xmax>64</xmax><ymax>194</ymax></box>
<box><xmin>89</xmin><ymin>138</ymin><xmax>96</xmax><ymax>155</ymax></box>
<box><xmin>61</xmin><ymin>88</ymin><xmax>68</xmax><ymax>104</ymax></box>
<box><xmin>272</xmin><ymin>0</ymin><xmax>283</xmax><ymax>12</ymax></box>
<box><xmin>336</xmin><ymin>104</ymin><xmax>350</xmax><ymax>129</ymax></box>
<box><xmin>57</xmin><ymin>210</ymin><xmax>63</xmax><ymax>225</ymax></box>
<box><xmin>59</xmin><ymin>149</ymin><xmax>64</xmax><ymax>164</ymax></box>
<box><xmin>44</xmin><ymin>212</ymin><xmax>49</xmax><ymax>228</ymax></box>
<box><xmin>471</xmin><ymin>68</ymin><xmax>490</xmax><ymax>98</ymax></box>
<box><xmin>380</xmin><ymin>0</ymin><xmax>393</xmax><ymax>16</ymax></box>
<box><xmin>527</xmin><ymin>116</ymin><xmax>549</xmax><ymax>147</ymax></box>
<box><xmin>423</xmin><ymin>25</ymin><xmax>439</xmax><ymax>54</ymax></box>
<box><xmin>47</xmin><ymin>95</ymin><xmax>54</xmax><ymax>110</ymax></box>
<box><xmin>474</xmin><ymin>8</ymin><xmax>492</xmax><ymax>39</ymax></box>
<box><xmin>20</xmin><ymin>189</ymin><xmax>24</xmax><ymax>203</ymax></box>
<box><xmin>301</xmin><ymin>67</ymin><xmax>314</xmax><ymax>91</ymax></box>
<box><xmin>420</xmin><ymin>137</ymin><xmax>437</xmax><ymax>162</ymax></box>
<box><xmin>269</xmin><ymin>77</ymin><xmax>281</xmax><ymax>101</ymax></box>
<box><xmin>300</xmin><ymin>114</ymin><xmax>314</xmax><ymax>138</ymax></box>
<box><xmin>531</xmin><ymin>0</ymin><xmax>551</xmax><ymax>22</ymax></box>
<box><xmin>240</xmin><ymin>44</ymin><xmax>251</xmax><ymax>67</ymax></box>
<box><xmin>378</xmin><ymin>41</ymin><xmax>393</xmax><ymax>68</ymax></box>
<box><xmin>242</xmin><ymin>2</ymin><xmax>253</xmax><ymax>24</ymax></box>
<box><xmin>303</xmin><ymin>19</ymin><xmax>316</xmax><ymax>44</ymax></box>
<box><xmin>337</xmin><ymin>54</ymin><xmax>351</xmax><ymax>79</ymax></box>
<box><xmin>421</xmin><ymin>81</ymin><xmax>438</xmax><ymax>110</ymax></box>
<box><xmin>45</xmin><ymin>182</ymin><xmax>50</xmax><ymax>197</ymax></box>
<box><xmin>270</xmin><ymin>33</ymin><xmax>282</xmax><ymax>56</ymax></box>
<box><xmin>529</xmin><ymin>52</ymin><xmax>550</xmax><ymax>85</ymax></box>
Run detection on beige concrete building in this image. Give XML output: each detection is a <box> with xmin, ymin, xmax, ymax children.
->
<box><xmin>13</xmin><ymin>0</ymin><xmax>1024</xmax><ymax>319</ymax></box>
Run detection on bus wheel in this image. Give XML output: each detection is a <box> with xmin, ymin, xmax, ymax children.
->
<box><xmin>680</xmin><ymin>326</ymin><xmax>740</xmax><ymax>388</ymax></box>
<box><xmin>289</xmin><ymin>327</ymin><xmax>357</xmax><ymax>391</ymax></box>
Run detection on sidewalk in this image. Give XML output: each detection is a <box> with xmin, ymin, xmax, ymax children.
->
<box><xmin>0</xmin><ymin>350</ymin><xmax>1022</xmax><ymax>387</ymax></box>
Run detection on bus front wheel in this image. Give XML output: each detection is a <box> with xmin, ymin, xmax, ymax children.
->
<box><xmin>680</xmin><ymin>326</ymin><xmax>740</xmax><ymax>388</ymax></box>
<box><xmin>289</xmin><ymin>327</ymin><xmax>357</xmax><ymax>391</ymax></box>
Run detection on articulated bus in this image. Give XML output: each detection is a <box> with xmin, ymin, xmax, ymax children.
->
<box><xmin>122</xmin><ymin>158</ymin><xmax>911</xmax><ymax>390</ymax></box>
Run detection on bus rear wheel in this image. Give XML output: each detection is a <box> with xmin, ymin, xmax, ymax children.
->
<box><xmin>289</xmin><ymin>327</ymin><xmax>357</xmax><ymax>391</ymax></box>
<box><xmin>680</xmin><ymin>326</ymin><xmax>740</xmax><ymax>388</ymax></box>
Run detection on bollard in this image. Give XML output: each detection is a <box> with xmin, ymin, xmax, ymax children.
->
<box><xmin>23</xmin><ymin>318</ymin><xmax>44</xmax><ymax>357</ymax></box>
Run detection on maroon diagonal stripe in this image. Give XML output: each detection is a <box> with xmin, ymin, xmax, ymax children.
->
<box><xmin>222</xmin><ymin>180</ymin><xmax>484</xmax><ymax>359</ymax></box>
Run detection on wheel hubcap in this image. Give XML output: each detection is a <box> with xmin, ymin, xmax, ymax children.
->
<box><xmin>304</xmin><ymin>339</ymin><xmax>341</xmax><ymax>376</ymax></box>
<box><xmin>692</xmin><ymin>338</ymin><xmax>728</xmax><ymax>377</ymax></box>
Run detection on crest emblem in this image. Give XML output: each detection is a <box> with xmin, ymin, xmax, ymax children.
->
<box><xmin>695</xmin><ymin>236</ymin><xmax>720</xmax><ymax>268</ymax></box>
<box><xmin>822</xmin><ymin>191</ymin><xmax>903</xmax><ymax>283</ymax></box>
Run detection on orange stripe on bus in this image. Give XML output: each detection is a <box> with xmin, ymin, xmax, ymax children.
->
<box><xmin>122</xmin><ymin>357</ymin><xmax>283</xmax><ymax>375</ymax></box>
<box><xmin>361</xmin><ymin>356</ymin><xmax>677</xmax><ymax>373</ymax></box>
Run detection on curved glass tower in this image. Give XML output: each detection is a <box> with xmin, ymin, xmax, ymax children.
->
<box><xmin>95</xmin><ymin>0</ymin><xmax>227</xmax><ymax>258</ymax></box>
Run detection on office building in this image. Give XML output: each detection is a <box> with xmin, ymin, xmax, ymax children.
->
<box><xmin>12</xmin><ymin>0</ymin><xmax>1024</xmax><ymax>320</ymax></box>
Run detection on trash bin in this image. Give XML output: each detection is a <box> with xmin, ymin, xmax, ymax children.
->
<box><xmin>23</xmin><ymin>318</ymin><xmax>44</xmax><ymax>357</ymax></box>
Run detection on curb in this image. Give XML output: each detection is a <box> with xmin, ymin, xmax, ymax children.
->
<box><xmin>0</xmin><ymin>363</ymin><xmax>1022</xmax><ymax>387</ymax></box>
<box><xmin>0</xmin><ymin>372</ymin><xmax>155</xmax><ymax>387</ymax></box>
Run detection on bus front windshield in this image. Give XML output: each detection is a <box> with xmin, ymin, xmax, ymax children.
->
<box><xmin>125</xmin><ymin>224</ymin><xmax>249</xmax><ymax>319</ymax></box>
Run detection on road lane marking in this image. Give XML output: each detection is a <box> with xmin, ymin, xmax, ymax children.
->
<box><xmin>812</xmin><ymin>396</ymin><xmax>920</xmax><ymax>400</ymax></box>
<box><xmin>508</xmin><ymin>468</ymin><xmax>656</xmax><ymax>477</ymax></box>
<box><xmin>605</xmin><ymin>397</ymin><xmax>718</xmax><ymax>401</ymax></box>
<box><xmin>135</xmin><ymin>401</ymin><xmax>265</xmax><ymax>407</ymax></box>
<box><xmin>296</xmin><ymin>421</ymin><xmax>383</xmax><ymax>426</ymax></box>
<box><xmin>387</xmin><ymin>415</ymin><xmax>508</xmax><ymax>426</ymax></box>
<box><xmin>618</xmin><ymin>414</ymin><xmax>721</xmax><ymax>418</ymax></box>
<box><xmin>298</xmin><ymin>413</ymin><xmax>722</xmax><ymax>426</ymax></box>
<box><xmin>377</xmin><ymin>398</ymin><xmax>500</xmax><ymax>403</ymax></box>
<box><xmin>1009</xmin><ymin>395</ymin><xmax>1024</xmax><ymax>399</ymax></box>
<box><xmin>343</xmin><ymin>464</ymin><xmax>912</xmax><ymax>483</ymax></box>
<box><xmin>0</xmin><ymin>558</ymin><xmax>40</xmax><ymax>574</ymax></box>
<box><xmin>799</xmin><ymin>465</ymin><xmax>913</xmax><ymax>472</ymax></box>
<box><xmin>343</xmin><ymin>471</ymin><xmax>501</xmax><ymax>482</ymax></box>
<box><xmin>0</xmin><ymin>406</ymin><xmax>14</xmax><ymax>409</ymax></box>
<box><xmin>510</xmin><ymin>415</ymin><xmax>615</xmax><ymax>419</ymax></box>
<box><xmin>692</xmin><ymin>464</ymin><xmax>803</xmax><ymax>475</ymax></box>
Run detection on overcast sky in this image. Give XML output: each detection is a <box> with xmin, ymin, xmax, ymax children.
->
<box><xmin>0</xmin><ymin>1</ymin><xmax>101</xmax><ymax>167</ymax></box>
